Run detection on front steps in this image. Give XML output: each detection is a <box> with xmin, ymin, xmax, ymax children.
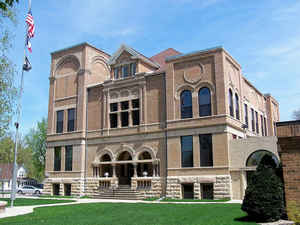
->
<box><xmin>94</xmin><ymin>185</ymin><xmax>144</xmax><ymax>200</ymax></box>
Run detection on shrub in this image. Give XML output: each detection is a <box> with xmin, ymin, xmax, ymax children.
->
<box><xmin>287</xmin><ymin>201</ymin><xmax>300</xmax><ymax>225</ymax></box>
<box><xmin>241</xmin><ymin>154</ymin><xmax>284</xmax><ymax>222</ymax></box>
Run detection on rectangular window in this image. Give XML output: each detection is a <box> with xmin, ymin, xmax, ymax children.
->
<box><xmin>121</xmin><ymin>111</ymin><xmax>129</xmax><ymax>127</ymax></box>
<box><xmin>132</xmin><ymin>99</ymin><xmax>139</xmax><ymax>108</ymax></box>
<box><xmin>244</xmin><ymin>104</ymin><xmax>248</xmax><ymax>127</ymax></box>
<box><xmin>114</xmin><ymin>67</ymin><xmax>119</xmax><ymax>79</ymax></box>
<box><xmin>199</xmin><ymin>134</ymin><xmax>213</xmax><ymax>167</ymax></box>
<box><xmin>274</xmin><ymin>122</ymin><xmax>277</xmax><ymax>136</ymax></box>
<box><xmin>255</xmin><ymin>111</ymin><xmax>259</xmax><ymax>134</ymax></box>
<box><xmin>181</xmin><ymin>136</ymin><xmax>193</xmax><ymax>167</ymax></box>
<box><xmin>130</xmin><ymin>63</ymin><xmax>136</xmax><ymax>76</ymax></box>
<box><xmin>67</xmin><ymin>108</ymin><xmax>75</xmax><ymax>132</ymax></box>
<box><xmin>121</xmin><ymin>101</ymin><xmax>129</xmax><ymax>110</ymax></box>
<box><xmin>261</xmin><ymin>115</ymin><xmax>264</xmax><ymax>136</ymax></box>
<box><xmin>110</xmin><ymin>103</ymin><xmax>118</xmax><ymax>112</ymax></box>
<box><xmin>251</xmin><ymin>108</ymin><xmax>255</xmax><ymax>132</ymax></box>
<box><xmin>122</xmin><ymin>65</ymin><xmax>129</xmax><ymax>78</ymax></box>
<box><xmin>132</xmin><ymin>110</ymin><xmax>140</xmax><ymax>126</ymax></box>
<box><xmin>264</xmin><ymin>117</ymin><xmax>268</xmax><ymax>136</ymax></box>
<box><xmin>54</xmin><ymin>147</ymin><xmax>61</xmax><ymax>171</ymax></box>
<box><xmin>110</xmin><ymin>113</ymin><xmax>118</xmax><ymax>128</ymax></box>
<box><xmin>65</xmin><ymin>146</ymin><xmax>73</xmax><ymax>171</ymax></box>
<box><xmin>56</xmin><ymin>110</ymin><xmax>64</xmax><ymax>133</ymax></box>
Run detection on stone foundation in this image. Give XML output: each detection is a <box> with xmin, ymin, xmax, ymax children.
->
<box><xmin>131</xmin><ymin>177</ymin><xmax>162</xmax><ymax>198</ymax></box>
<box><xmin>166</xmin><ymin>175</ymin><xmax>231</xmax><ymax>199</ymax></box>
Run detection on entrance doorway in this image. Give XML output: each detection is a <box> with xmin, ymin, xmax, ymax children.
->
<box><xmin>53</xmin><ymin>183</ymin><xmax>60</xmax><ymax>196</ymax></box>
<box><xmin>182</xmin><ymin>183</ymin><xmax>194</xmax><ymax>199</ymax></box>
<box><xmin>117</xmin><ymin>164</ymin><xmax>133</xmax><ymax>185</ymax></box>
<box><xmin>201</xmin><ymin>183</ymin><xmax>213</xmax><ymax>200</ymax></box>
<box><xmin>64</xmin><ymin>184</ymin><xmax>72</xmax><ymax>196</ymax></box>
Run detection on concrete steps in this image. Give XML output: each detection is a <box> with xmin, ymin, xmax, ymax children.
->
<box><xmin>93</xmin><ymin>185</ymin><xmax>144</xmax><ymax>200</ymax></box>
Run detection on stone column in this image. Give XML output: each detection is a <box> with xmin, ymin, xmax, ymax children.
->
<box><xmin>112</xmin><ymin>164</ymin><xmax>116</xmax><ymax>178</ymax></box>
<box><xmin>152</xmin><ymin>163</ymin><xmax>156</xmax><ymax>177</ymax></box>
<box><xmin>133</xmin><ymin>163</ymin><xmax>137</xmax><ymax>177</ymax></box>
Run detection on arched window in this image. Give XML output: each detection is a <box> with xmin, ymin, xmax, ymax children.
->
<box><xmin>180</xmin><ymin>90</ymin><xmax>193</xmax><ymax>119</ymax></box>
<box><xmin>235</xmin><ymin>93</ymin><xmax>240</xmax><ymax>120</ymax></box>
<box><xmin>198</xmin><ymin>87</ymin><xmax>211</xmax><ymax>117</ymax></box>
<box><xmin>229</xmin><ymin>89</ymin><xmax>234</xmax><ymax>117</ymax></box>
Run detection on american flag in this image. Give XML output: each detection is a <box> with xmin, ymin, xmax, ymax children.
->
<box><xmin>26</xmin><ymin>10</ymin><xmax>35</xmax><ymax>38</ymax></box>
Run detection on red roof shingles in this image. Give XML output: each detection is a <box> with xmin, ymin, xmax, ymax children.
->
<box><xmin>0</xmin><ymin>163</ymin><xmax>13</xmax><ymax>180</ymax></box>
<box><xmin>150</xmin><ymin>48</ymin><xmax>181</xmax><ymax>71</ymax></box>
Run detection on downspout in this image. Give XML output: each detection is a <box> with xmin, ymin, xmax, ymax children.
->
<box><xmin>162</xmin><ymin>72</ymin><xmax>168</xmax><ymax>197</ymax></box>
<box><xmin>84</xmin><ymin>88</ymin><xmax>90</xmax><ymax>195</ymax></box>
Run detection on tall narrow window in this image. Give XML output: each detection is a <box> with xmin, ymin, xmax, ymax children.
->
<box><xmin>229</xmin><ymin>89</ymin><xmax>234</xmax><ymax>117</ymax></box>
<box><xmin>244</xmin><ymin>104</ymin><xmax>248</xmax><ymax>127</ymax></box>
<box><xmin>264</xmin><ymin>117</ymin><xmax>267</xmax><ymax>136</ymax></box>
<box><xmin>181</xmin><ymin>136</ymin><xmax>193</xmax><ymax>167</ymax></box>
<box><xmin>180</xmin><ymin>90</ymin><xmax>193</xmax><ymax>119</ymax></box>
<box><xmin>122</xmin><ymin>65</ymin><xmax>129</xmax><ymax>78</ymax></box>
<box><xmin>132</xmin><ymin>99</ymin><xmax>140</xmax><ymax>126</ymax></box>
<box><xmin>56</xmin><ymin>110</ymin><xmax>64</xmax><ymax>133</ymax></box>
<box><xmin>251</xmin><ymin>108</ymin><xmax>255</xmax><ymax>132</ymax></box>
<box><xmin>255</xmin><ymin>111</ymin><xmax>259</xmax><ymax>134</ymax></box>
<box><xmin>130</xmin><ymin>63</ymin><xmax>136</xmax><ymax>76</ymax></box>
<box><xmin>235</xmin><ymin>94</ymin><xmax>240</xmax><ymax>120</ymax></box>
<box><xmin>198</xmin><ymin>87</ymin><xmax>211</xmax><ymax>117</ymax></box>
<box><xmin>54</xmin><ymin>147</ymin><xmax>61</xmax><ymax>171</ymax></box>
<box><xmin>121</xmin><ymin>101</ymin><xmax>129</xmax><ymax>127</ymax></box>
<box><xmin>114</xmin><ymin>67</ymin><xmax>119</xmax><ymax>79</ymax></box>
<box><xmin>261</xmin><ymin>115</ymin><xmax>264</xmax><ymax>136</ymax></box>
<box><xmin>199</xmin><ymin>134</ymin><xmax>213</xmax><ymax>167</ymax></box>
<box><xmin>110</xmin><ymin>103</ymin><xmax>118</xmax><ymax>128</ymax></box>
<box><xmin>65</xmin><ymin>146</ymin><xmax>73</xmax><ymax>171</ymax></box>
<box><xmin>67</xmin><ymin>108</ymin><xmax>75</xmax><ymax>132</ymax></box>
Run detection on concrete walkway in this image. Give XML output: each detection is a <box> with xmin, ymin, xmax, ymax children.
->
<box><xmin>0</xmin><ymin>197</ymin><xmax>242</xmax><ymax>219</ymax></box>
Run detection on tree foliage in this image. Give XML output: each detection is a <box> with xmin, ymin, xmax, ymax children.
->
<box><xmin>0</xmin><ymin>0</ymin><xmax>19</xmax><ymax>11</ymax></box>
<box><xmin>0</xmin><ymin>3</ymin><xmax>17</xmax><ymax>137</ymax></box>
<box><xmin>25</xmin><ymin>118</ymin><xmax>47</xmax><ymax>182</ymax></box>
<box><xmin>241</xmin><ymin>154</ymin><xmax>284</xmax><ymax>222</ymax></box>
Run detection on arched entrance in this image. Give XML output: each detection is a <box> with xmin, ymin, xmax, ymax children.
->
<box><xmin>245</xmin><ymin>150</ymin><xmax>279</xmax><ymax>183</ymax></box>
<box><xmin>116</xmin><ymin>151</ymin><xmax>134</xmax><ymax>185</ymax></box>
<box><xmin>137</xmin><ymin>151</ymin><xmax>153</xmax><ymax>177</ymax></box>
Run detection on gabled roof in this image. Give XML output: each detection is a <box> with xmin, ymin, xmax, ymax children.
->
<box><xmin>108</xmin><ymin>44</ymin><xmax>160</xmax><ymax>69</ymax></box>
<box><xmin>150</xmin><ymin>48</ymin><xmax>181</xmax><ymax>71</ymax></box>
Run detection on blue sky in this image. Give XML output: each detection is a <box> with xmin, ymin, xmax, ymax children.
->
<box><xmin>8</xmin><ymin>0</ymin><xmax>300</xmax><ymax>135</ymax></box>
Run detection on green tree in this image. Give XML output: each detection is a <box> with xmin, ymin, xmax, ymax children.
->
<box><xmin>293</xmin><ymin>109</ymin><xmax>300</xmax><ymax>120</ymax></box>
<box><xmin>0</xmin><ymin>4</ymin><xmax>17</xmax><ymax>137</ymax></box>
<box><xmin>25</xmin><ymin>118</ymin><xmax>47</xmax><ymax>182</ymax></box>
<box><xmin>0</xmin><ymin>0</ymin><xmax>19</xmax><ymax>11</ymax></box>
<box><xmin>242</xmin><ymin>154</ymin><xmax>284</xmax><ymax>222</ymax></box>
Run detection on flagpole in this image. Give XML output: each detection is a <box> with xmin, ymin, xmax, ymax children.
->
<box><xmin>10</xmin><ymin>3</ymin><xmax>30</xmax><ymax>208</ymax></box>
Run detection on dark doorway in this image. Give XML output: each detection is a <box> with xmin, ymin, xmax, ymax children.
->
<box><xmin>118</xmin><ymin>164</ymin><xmax>133</xmax><ymax>185</ymax></box>
<box><xmin>201</xmin><ymin>183</ymin><xmax>213</xmax><ymax>200</ymax></box>
<box><xmin>182</xmin><ymin>183</ymin><xmax>194</xmax><ymax>199</ymax></box>
<box><xmin>64</xmin><ymin>184</ymin><xmax>72</xmax><ymax>196</ymax></box>
<box><xmin>53</xmin><ymin>183</ymin><xmax>60</xmax><ymax>196</ymax></box>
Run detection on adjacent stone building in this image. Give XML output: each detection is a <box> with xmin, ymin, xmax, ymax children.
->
<box><xmin>44</xmin><ymin>43</ymin><xmax>280</xmax><ymax>199</ymax></box>
<box><xmin>277</xmin><ymin>120</ymin><xmax>300</xmax><ymax>222</ymax></box>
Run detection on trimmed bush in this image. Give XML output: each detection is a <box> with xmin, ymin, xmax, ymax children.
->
<box><xmin>242</xmin><ymin>154</ymin><xmax>284</xmax><ymax>222</ymax></box>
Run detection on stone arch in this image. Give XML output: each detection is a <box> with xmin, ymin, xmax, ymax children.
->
<box><xmin>195</xmin><ymin>80</ymin><xmax>215</xmax><ymax>96</ymax></box>
<box><xmin>96</xmin><ymin>148</ymin><xmax>115</xmax><ymax>162</ymax></box>
<box><xmin>246</xmin><ymin>149</ymin><xmax>279</xmax><ymax>167</ymax></box>
<box><xmin>135</xmin><ymin>146</ymin><xmax>156</xmax><ymax>161</ymax></box>
<box><xmin>115</xmin><ymin>145</ymin><xmax>135</xmax><ymax>160</ymax></box>
<box><xmin>55</xmin><ymin>55</ymin><xmax>80</xmax><ymax>76</ymax></box>
<box><xmin>175</xmin><ymin>84</ymin><xmax>194</xmax><ymax>100</ymax></box>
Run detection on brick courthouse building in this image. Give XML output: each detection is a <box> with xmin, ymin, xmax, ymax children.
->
<box><xmin>44</xmin><ymin>43</ymin><xmax>280</xmax><ymax>199</ymax></box>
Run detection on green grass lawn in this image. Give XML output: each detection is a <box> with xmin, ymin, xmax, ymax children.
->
<box><xmin>0</xmin><ymin>202</ymin><xmax>257</xmax><ymax>225</ymax></box>
<box><xmin>161</xmin><ymin>198</ymin><xmax>230</xmax><ymax>202</ymax></box>
<box><xmin>0</xmin><ymin>198</ymin><xmax>75</xmax><ymax>206</ymax></box>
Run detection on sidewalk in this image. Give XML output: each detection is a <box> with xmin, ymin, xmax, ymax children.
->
<box><xmin>0</xmin><ymin>198</ymin><xmax>242</xmax><ymax>219</ymax></box>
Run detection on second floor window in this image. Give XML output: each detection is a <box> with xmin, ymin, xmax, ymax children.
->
<box><xmin>264</xmin><ymin>117</ymin><xmax>268</xmax><ymax>136</ymax></box>
<box><xmin>65</xmin><ymin>145</ymin><xmax>73</xmax><ymax>171</ymax></box>
<box><xmin>199</xmin><ymin>134</ymin><xmax>213</xmax><ymax>167</ymax></box>
<box><xmin>229</xmin><ymin>89</ymin><xmax>234</xmax><ymax>117</ymax></box>
<box><xmin>122</xmin><ymin>65</ymin><xmax>129</xmax><ymax>78</ymax></box>
<box><xmin>180</xmin><ymin>90</ymin><xmax>193</xmax><ymax>119</ymax></box>
<box><xmin>198</xmin><ymin>87</ymin><xmax>211</xmax><ymax>117</ymax></box>
<box><xmin>235</xmin><ymin>94</ymin><xmax>240</xmax><ymax>120</ymax></box>
<box><xmin>255</xmin><ymin>111</ymin><xmax>259</xmax><ymax>134</ymax></box>
<box><xmin>54</xmin><ymin>147</ymin><xmax>61</xmax><ymax>171</ymax></box>
<box><xmin>56</xmin><ymin>110</ymin><xmax>64</xmax><ymax>133</ymax></box>
<box><xmin>261</xmin><ymin>115</ymin><xmax>264</xmax><ymax>136</ymax></box>
<box><xmin>67</xmin><ymin>108</ymin><xmax>75</xmax><ymax>132</ymax></box>
<box><xmin>244</xmin><ymin>104</ymin><xmax>248</xmax><ymax>127</ymax></box>
<box><xmin>251</xmin><ymin>108</ymin><xmax>255</xmax><ymax>132</ymax></box>
<box><xmin>181</xmin><ymin>136</ymin><xmax>193</xmax><ymax>167</ymax></box>
<box><xmin>130</xmin><ymin>63</ymin><xmax>136</xmax><ymax>76</ymax></box>
<box><xmin>114</xmin><ymin>67</ymin><xmax>119</xmax><ymax>79</ymax></box>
